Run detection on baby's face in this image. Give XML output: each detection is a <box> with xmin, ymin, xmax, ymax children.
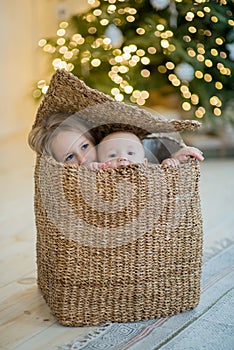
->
<box><xmin>97</xmin><ymin>132</ymin><xmax>147</xmax><ymax>167</ymax></box>
<box><xmin>50</xmin><ymin>130</ymin><xmax>97</xmax><ymax>165</ymax></box>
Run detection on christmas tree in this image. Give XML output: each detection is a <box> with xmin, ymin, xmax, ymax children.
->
<box><xmin>35</xmin><ymin>0</ymin><xmax>234</xmax><ymax>125</ymax></box>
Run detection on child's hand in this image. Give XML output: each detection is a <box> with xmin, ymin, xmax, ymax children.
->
<box><xmin>161</xmin><ymin>147</ymin><xmax>204</xmax><ymax>167</ymax></box>
<box><xmin>161</xmin><ymin>157</ymin><xmax>180</xmax><ymax>167</ymax></box>
<box><xmin>86</xmin><ymin>162</ymin><xmax>111</xmax><ymax>170</ymax></box>
<box><xmin>171</xmin><ymin>147</ymin><xmax>204</xmax><ymax>162</ymax></box>
<box><xmin>103</xmin><ymin>158</ymin><xmax>131</xmax><ymax>168</ymax></box>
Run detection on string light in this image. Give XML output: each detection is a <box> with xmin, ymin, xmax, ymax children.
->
<box><xmin>148</xmin><ymin>47</ymin><xmax>156</xmax><ymax>54</ymax></box>
<box><xmin>59</xmin><ymin>21</ymin><xmax>69</xmax><ymax>29</ymax></box>
<box><xmin>141</xmin><ymin>57</ymin><xmax>150</xmax><ymax>65</ymax></box>
<box><xmin>214</xmin><ymin>107</ymin><xmax>221</xmax><ymax>116</ymax></box>
<box><xmin>182</xmin><ymin>102</ymin><xmax>192</xmax><ymax>111</ymax></box>
<box><xmin>191</xmin><ymin>94</ymin><xmax>199</xmax><ymax>105</ymax></box>
<box><xmin>141</xmin><ymin>69</ymin><xmax>150</xmax><ymax>77</ymax></box>
<box><xmin>195</xmin><ymin>107</ymin><xmax>206</xmax><ymax>118</ymax></box>
<box><xmin>91</xmin><ymin>58</ymin><xmax>101</xmax><ymax>67</ymax></box>
<box><xmin>35</xmin><ymin>0</ymin><xmax>234</xmax><ymax>116</ymax></box>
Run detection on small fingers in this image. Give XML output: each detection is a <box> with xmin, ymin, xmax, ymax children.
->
<box><xmin>172</xmin><ymin>147</ymin><xmax>204</xmax><ymax>162</ymax></box>
<box><xmin>184</xmin><ymin>147</ymin><xmax>204</xmax><ymax>161</ymax></box>
<box><xmin>162</xmin><ymin>158</ymin><xmax>180</xmax><ymax>167</ymax></box>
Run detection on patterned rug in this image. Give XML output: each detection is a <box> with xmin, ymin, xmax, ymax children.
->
<box><xmin>58</xmin><ymin>237</ymin><xmax>234</xmax><ymax>350</ymax></box>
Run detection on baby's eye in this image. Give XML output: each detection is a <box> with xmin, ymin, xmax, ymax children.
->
<box><xmin>128</xmin><ymin>151</ymin><xmax>135</xmax><ymax>156</ymax></box>
<box><xmin>109</xmin><ymin>153</ymin><xmax>117</xmax><ymax>158</ymax></box>
<box><xmin>65</xmin><ymin>154</ymin><xmax>74</xmax><ymax>162</ymax></box>
<box><xmin>81</xmin><ymin>143</ymin><xmax>89</xmax><ymax>151</ymax></box>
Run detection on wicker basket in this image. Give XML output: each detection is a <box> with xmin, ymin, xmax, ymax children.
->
<box><xmin>32</xmin><ymin>70</ymin><xmax>203</xmax><ymax>326</ymax></box>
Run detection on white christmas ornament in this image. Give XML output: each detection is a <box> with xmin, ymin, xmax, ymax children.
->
<box><xmin>105</xmin><ymin>24</ymin><xmax>124</xmax><ymax>48</ymax></box>
<box><xmin>226</xmin><ymin>43</ymin><xmax>234</xmax><ymax>61</ymax></box>
<box><xmin>150</xmin><ymin>0</ymin><xmax>170</xmax><ymax>10</ymax></box>
<box><xmin>175</xmin><ymin>62</ymin><xmax>194</xmax><ymax>82</ymax></box>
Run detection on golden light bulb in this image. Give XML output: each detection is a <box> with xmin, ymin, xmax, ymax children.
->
<box><xmin>124</xmin><ymin>85</ymin><xmax>133</xmax><ymax>94</ymax></box>
<box><xmin>115</xmin><ymin>93</ymin><xmax>124</xmax><ymax>101</ymax></box>
<box><xmin>187</xmin><ymin>49</ymin><xmax>196</xmax><ymax>57</ymax></box>
<box><xmin>88</xmin><ymin>27</ymin><xmax>97</xmax><ymax>34</ymax></box>
<box><xmin>195</xmin><ymin>71</ymin><xmax>203</xmax><ymax>79</ymax></box>
<box><xmin>158</xmin><ymin>65</ymin><xmax>167</xmax><ymax>73</ymax></box>
<box><xmin>211</xmin><ymin>16</ymin><xmax>218</xmax><ymax>23</ymax></box>
<box><xmin>182</xmin><ymin>102</ymin><xmax>191</xmax><ymax>111</ymax></box>
<box><xmin>197</xmin><ymin>11</ymin><xmax>204</xmax><ymax>17</ymax></box>
<box><xmin>215</xmin><ymin>82</ymin><xmax>223</xmax><ymax>90</ymax></box>
<box><xmin>141</xmin><ymin>91</ymin><xmax>149</xmax><ymax>99</ymax></box>
<box><xmin>108</xmin><ymin>4</ymin><xmax>116</xmax><ymax>12</ymax></box>
<box><xmin>211</xmin><ymin>49</ymin><xmax>218</xmax><ymax>56</ymax></box>
<box><xmin>38</xmin><ymin>39</ymin><xmax>47</xmax><ymax>47</ymax></box>
<box><xmin>191</xmin><ymin>94</ymin><xmax>199</xmax><ymax>105</ymax></box>
<box><xmin>59</xmin><ymin>21</ymin><xmax>68</xmax><ymax>29</ymax></box>
<box><xmin>148</xmin><ymin>47</ymin><xmax>156</xmax><ymax>54</ymax></box>
<box><xmin>67</xmin><ymin>63</ymin><xmax>74</xmax><ymax>71</ymax></box>
<box><xmin>64</xmin><ymin>51</ymin><xmax>73</xmax><ymax>59</ymax></box>
<box><xmin>214</xmin><ymin>108</ymin><xmax>221</xmax><ymax>116</ymax></box>
<box><xmin>166</xmin><ymin>62</ymin><xmax>175</xmax><ymax>70</ymax></box>
<box><xmin>205</xmin><ymin>59</ymin><xmax>213</xmax><ymax>67</ymax></box>
<box><xmin>111</xmin><ymin>87</ymin><xmax>120</xmax><ymax>95</ymax></box>
<box><xmin>161</xmin><ymin>40</ymin><xmax>169</xmax><ymax>48</ymax></box>
<box><xmin>33</xmin><ymin>89</ymin><xmax>41</xmax><ymax>98</ymax></box>
<box><xmin>216</xmin><ymin>38</ymin><xmax>223</xmax><ymax>45</ymax></box>
<box><xmin>156</xmin><ymin>24</ymin><xmax>164</xmax><ymax>31</ymax></box>
<box><xmin>141</xmin><ymin>69</ymin><xmax>150</xmax><ymax>77</ymax></box>
<box><xmin>141</xmin><ymin>57</ymin><xmax>150</xmax><ymax>65</ymax></box>
<box><xmin>57</xmin><ymin>38</ymin><xmax>66</xmax><ymax>46</ymax></box>
<box><xmin>136</xmin><ymin>49</ymin><xmax>145</xmax><ymax>56</ymax></box>
<box><xmin>93</xmin><ymin>9</ymin><xmax>102</xmax><ymax>16</ymax></box>
<box><xmin>91</xmin><ymin>58</ymin><xmax>101</xmax><ymax>67</ymax></box>
<box><xmin>100</xmin><ymin>19</ymin><xmax>109</xmax><ymax>25</ymax></box>
<box><xmin>57</xmin><ymin>29</ymin><xmax>66</xmax><ymax>36</ymax></box>
<box><xmin>136</xmin><ymin>28</ymin><xmax>145</xmax><ymax>35</ymax></box>
<box><xmin>195</xmin><ymin>109</ymin><xmax>204</xmax><ymax>118</ymax></box>
<box><xmin>204</xmin><ymin>74</ymin><xmax>212</xmax><ymax>82</ymax></box>
<box><xmin>185</xmin><ymin>12</ymin><xmax>194</xmax><ymax>21</ymax></box>
<box><xmin>137</xmin><ymin>98</ymin><xmax>145</xmax><ymax>106</ymax></box>
<box><xmin>183</xmin><ymin>36</ymin><xmax>191</xmax><ymax>43</ymax></box>
<box><xmin>133</xmin><ymin>90</ymin><xmax>141</xmax><ymax>98</ymax></box>
<box><xmin>188</xmin><ymin>26</ymin><xmax>197</xmax><ymax>34</ymax></box>
<box><xmin>197</xmin><ymin>54</ymin><xmax>204</xmax><ymax>62</ymax></box>
<box><xmin>126</xmin><ymin>16</ymin><xmax>135</xmax><ymax>22</ymax></box>
<box><xmin>129</xmin><ymin>44</ymin><xmax>137</xmax><ymax>52</ymax></box>
<box><xmin>37</xmin><ymin>80</ymin><xmax>46</xmax><ymax>88</ymax></box>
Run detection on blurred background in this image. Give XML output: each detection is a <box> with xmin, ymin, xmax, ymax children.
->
<box><xmin>1</xmin><ymin>0</ymin><xmax>234</xmax><ymax>156</ymax></box>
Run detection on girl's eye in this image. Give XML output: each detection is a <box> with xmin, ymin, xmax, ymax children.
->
<box><xmin>128</xmin><ymin>151</ymin><xmax>135</xmax><ymax>156</ymax></box>
<box><xmin>81</xmin><ymin>143</ymin><xmax>89</xmax><ymax>151</ymax></box>
<box><xmin>65</xmin><ymin>154</ymin><xmax>74</xmax><ymax>162</ymax></box>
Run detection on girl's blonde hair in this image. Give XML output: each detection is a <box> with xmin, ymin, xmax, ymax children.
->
<box><xmin>28</xmin><ymin>112</ymin><xmax>95</xmax><ymax>156</ymax></box>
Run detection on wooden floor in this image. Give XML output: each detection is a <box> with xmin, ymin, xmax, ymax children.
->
<box><xmin>1</xmin><ymin>131</ymin><xmax>234</xmax><ymax>350</ymax></box>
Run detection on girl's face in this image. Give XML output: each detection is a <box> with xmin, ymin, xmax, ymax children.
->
<box><xmin>50</xmin><ymin>130</ymin><xmax>97</xmax><ymax>165</ymax></box>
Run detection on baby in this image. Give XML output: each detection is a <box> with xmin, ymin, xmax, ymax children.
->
<box><xmin>97</xmin><ymin>131</ymin><xmax>204</xmax><ymax>168</ymax></box>
<box><xmin>97</xmin><ymin>131</ymin><xmax>147</xmax><ymax>168</ymax></box>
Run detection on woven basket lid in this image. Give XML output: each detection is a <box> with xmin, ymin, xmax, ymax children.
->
<box><xmin>33</xmin><ymin>69</ymin><xmax>201</xmax><ymax>137</ymax></box>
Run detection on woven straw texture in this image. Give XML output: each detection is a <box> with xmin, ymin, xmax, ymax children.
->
<box><xmin>33</xmin><ymin>70</ymin><xmax>203</xmax><ymax>326</ymax></box>
<box><xmin>34</xmin><ymin>70</ymin><xmax>201</xmax><ymax>139</ymax></box>
<box><xmin>35</xmin><ymin>155</ymin><xmax>203</xmax><ymax>326</ymax></box>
